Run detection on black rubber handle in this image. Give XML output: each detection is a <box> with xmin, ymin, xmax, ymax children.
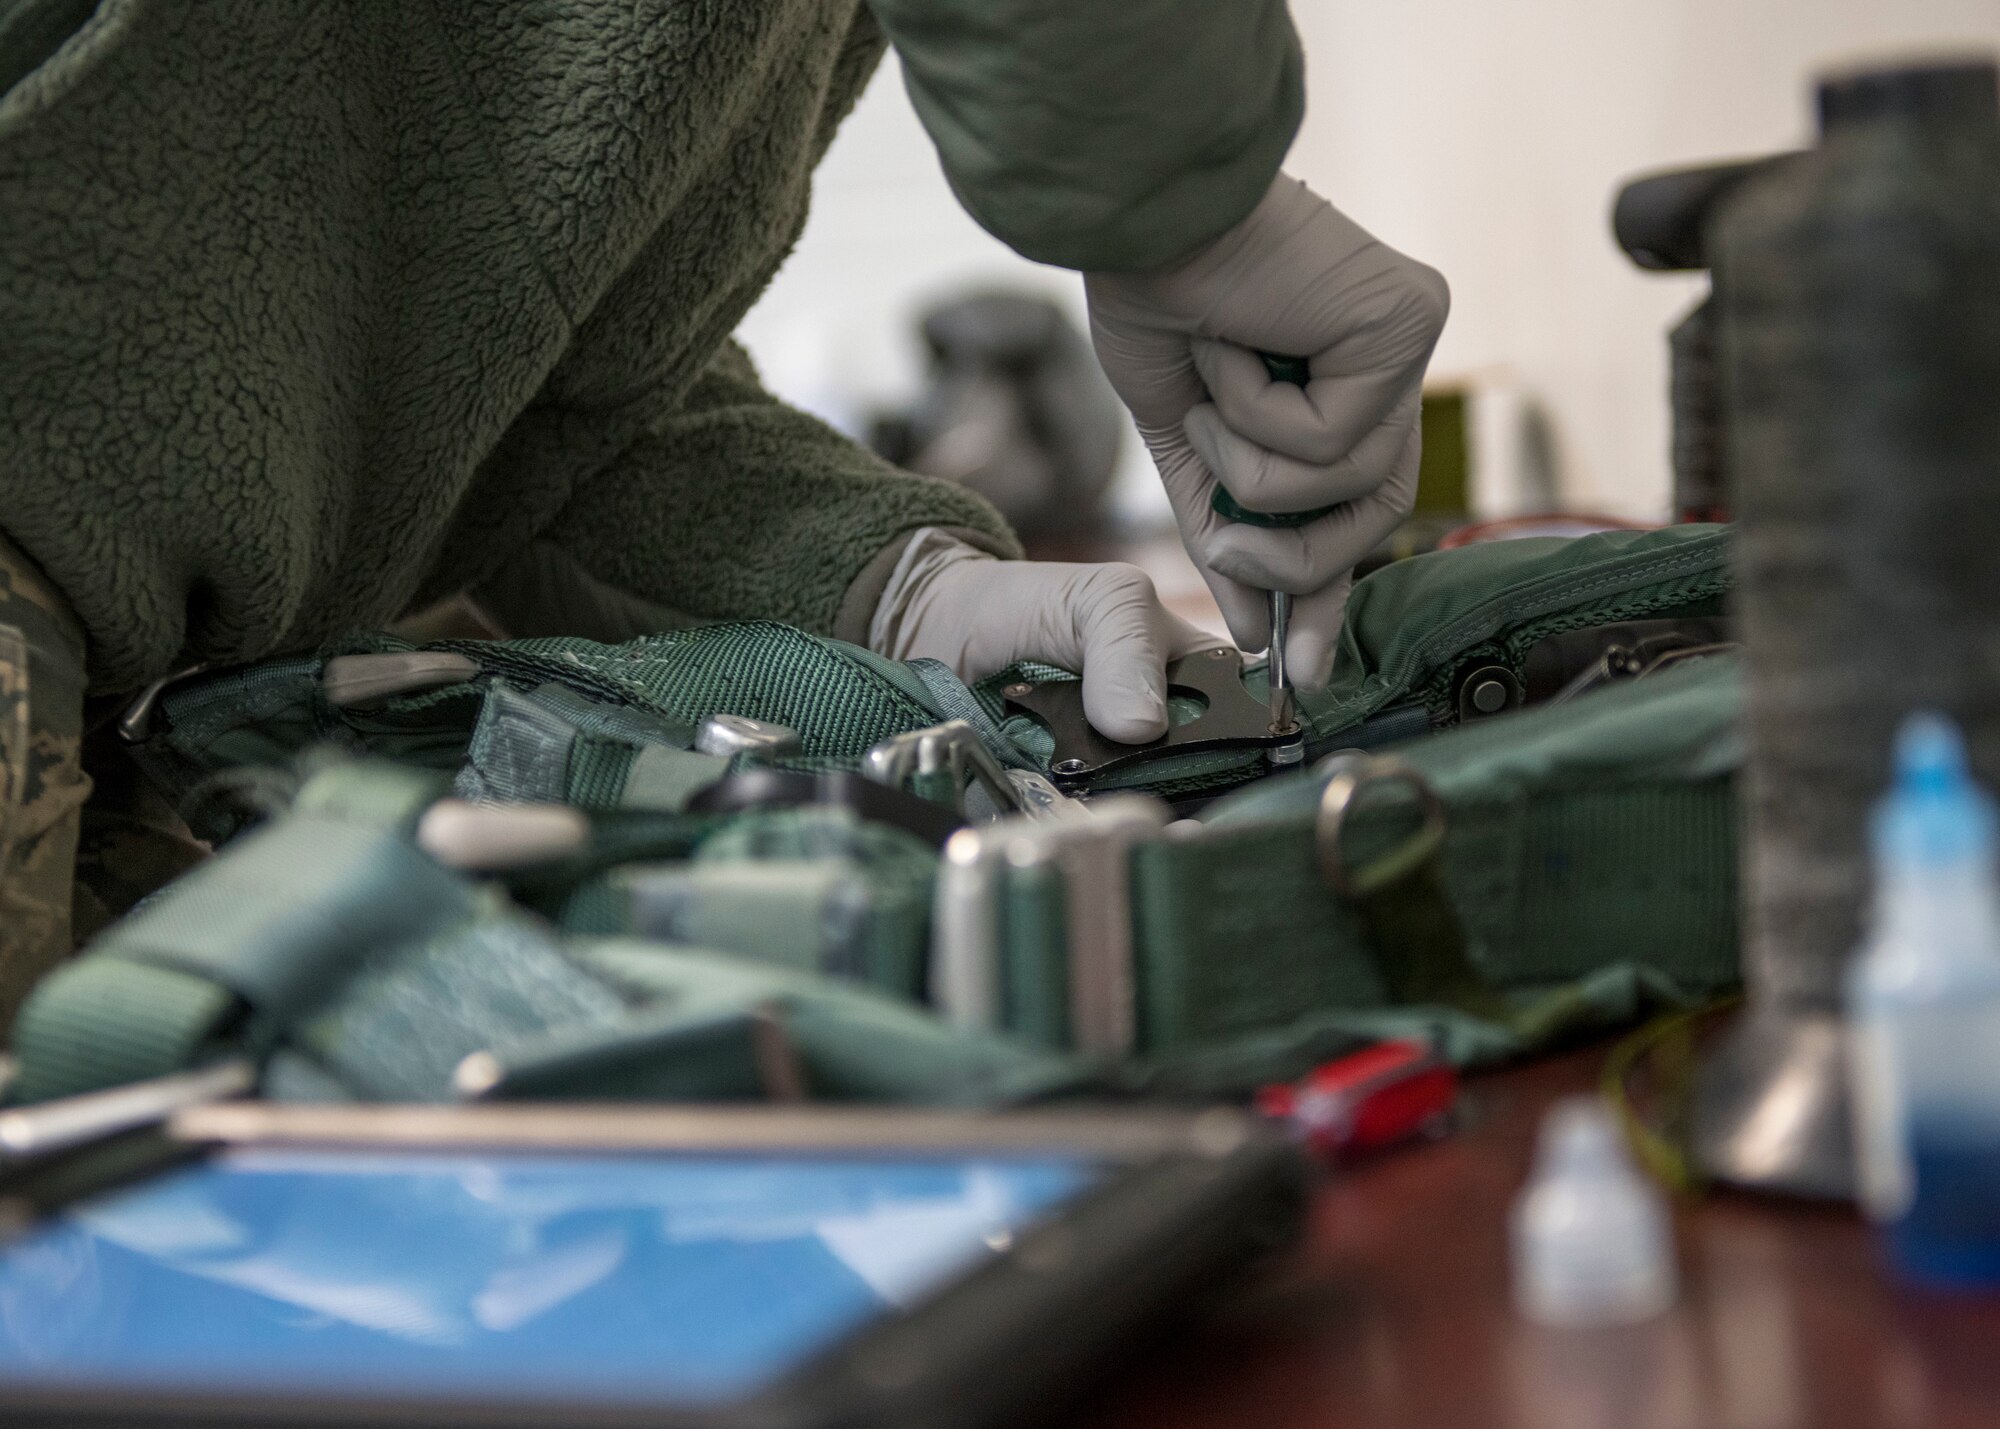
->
<box><xmin>1208</xmin><ymin>353</ymin><xmax>1335</xmax><ymax>529</ymax></box>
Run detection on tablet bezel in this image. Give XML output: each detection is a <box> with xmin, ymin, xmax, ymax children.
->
<box><xmin>0</xmin><ymin>1103</ymin><xmax>1307</xmax><ymax>1429</ymax></box>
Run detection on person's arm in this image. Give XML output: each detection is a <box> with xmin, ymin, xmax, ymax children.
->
<box><xmin>484</xmin><ymin>344</ymin><xmax>1222</xmax><ymax>741</ymax></box>
<box><xmin>511</xmin><ymin>342</ymin><xmax>1019</xmax><ymax>645</ymax></box>
<box><xmin>874</xmin><ymin>3</ymin><xmax>1448</xmax><ymax>690</ymax></box>
<box><xmin>867</xmin><ymin>0</ymin><xmax>1304</xmax><ymax>272</ymax></box>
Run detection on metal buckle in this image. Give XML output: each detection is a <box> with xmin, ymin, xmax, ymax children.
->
<box><xmin>932</xmin><ymin>795</ymin><xmax>1171</xmax><ymax>1055</ymax></box>
<box><xmin>1315</xmin><ymin>756</ymin><xmax>1448</xmax><ymax>899</ymax></box>
<box><xmin>864</xmin><ymin>720</ymin><xmax>1025</xmax><ymax>816</ymax></box>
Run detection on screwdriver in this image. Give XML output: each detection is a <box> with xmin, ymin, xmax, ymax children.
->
<box><xmin>1208</xmin><ymin>353</ymin><xmax>1336</xmax><ymax>752</ymax></box>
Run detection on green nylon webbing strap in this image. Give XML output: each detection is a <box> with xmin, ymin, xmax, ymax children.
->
<box><xmin>429</xmin><ymin>624</ymin><xmax>937</xmax><ymax>759</ymax></box>
<box><xmin>100</xmin><ymin>816</ymin><xmax>467</xmax><ymax>1018</ymax></box>
<box><xmin>455</xmin><ymin>684</ymin><xmax>578</xmax><ymax>804</ymax></box>
<box><xmin>619</xmin><ymin>742</ymin><xmax>731</xmax><ymax>811</ymax></box>
<box><xmin>8</xmin><ymin>810</ymin><xmax>474</xmax><ymax>1102</ymax></box>
<box><xmin>608</xmin><ymin>806</ymin><xmax>938</xmax><ymax>998</ymax></box>
<box><xmin>1123</xmin><ymin>779</ymin><xmax>1738</xmax><ymax>1058</ymax></box>
<box><xmin>8</xmin><ymin>959</ymin><xmax>238</xmax><ymax>1103</ymax></box>
<box><xmin>291</xmin><ymin>760</ymin><xmax>450</xmax><ymax>829</ymax></box>
<box><xmin>292</xmin><ymin>915</ymin><xmax>637</xmax><ymax>1101</ymax></box>
<box><xmin>447</xmin><ymin>681</ymin><xmax>728</xmax><ymax>813</ymax></box>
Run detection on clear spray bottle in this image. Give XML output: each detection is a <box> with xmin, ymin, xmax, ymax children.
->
<box><xmin>1848</xmin><ymin>713</ymin><xmax>2000</xmax><ymax>1287</ymax></box>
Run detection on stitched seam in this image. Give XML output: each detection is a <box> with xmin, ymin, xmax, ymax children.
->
<box><xmin>1321</xmin><ymin>536</ymin><xmax>1731</xmax><ymax>730</ymax></box>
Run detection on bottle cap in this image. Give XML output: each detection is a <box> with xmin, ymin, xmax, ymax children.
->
<box><xmin>1512</xmin><ymin>1097</ymin><xmax>1678</xmax><ymax>1327</ymax></box>
<box><xmin>1873</xmin><ymin>712</ymin><xmax>1998</xmax><ymax>871</ymax></box>
<box><xmin>1818</xmin><ymin>59</ymin><xmax>2000</xmax><ymax>132</ymax></box>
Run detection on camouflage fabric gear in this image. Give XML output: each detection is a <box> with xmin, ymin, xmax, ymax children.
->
<box><xmin>68</xmin><ymin>771</ymin><xmax>209</xmax><ymax>946</ymax></box>
<box><xmin>0</xmin><ymin>533</ymin><xmax>88</xmax><ymax>1034</ymax></box>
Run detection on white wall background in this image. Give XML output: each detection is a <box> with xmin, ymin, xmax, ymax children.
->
<box><xmin>739</xmin><ymin>1</ymin><xmax>2000</xmax><ymax>527</ymax></box>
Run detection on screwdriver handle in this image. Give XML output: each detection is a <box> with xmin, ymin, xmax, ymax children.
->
<box><xmin>1208</xmin><ymin>353</ymin><xmax>1339</xmax><ymax>528</ymax></box>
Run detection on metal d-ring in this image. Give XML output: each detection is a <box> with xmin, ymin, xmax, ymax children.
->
<box><xmin>1315</xmin><ymin>756</ymin><xmax>1449</xmax><ymax>900</ymax></box>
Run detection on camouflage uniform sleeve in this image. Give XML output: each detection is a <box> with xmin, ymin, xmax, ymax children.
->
<box><xmin>0</xmin><ymin>533</ymin><xmax>90</xmax><ymax>1035</ymax></box>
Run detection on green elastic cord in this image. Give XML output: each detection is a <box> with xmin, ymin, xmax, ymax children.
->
<box><xmin>903</xmin><ymin>658</ymin><xmax>1038</xmax><ymax>771</ymax></box>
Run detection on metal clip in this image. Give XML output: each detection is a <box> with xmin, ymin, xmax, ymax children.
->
<box><xmin>1544</xmin><ymin>636</ymin><xmax>1736</xmax><ymax>708</ymax></box>
<box><xmin>321</xmin><ymin>652</ymin><xmax>481</xmax><ymax>709</ymax></box>
<box><xmin>998</xmin><ymin>768</ymin><xmax>1072</xmax><ymax>818</ymax></box>
<box><xmin>115</xmin><ymin>663</ymin><xmax>211</xmax><ymax>745</ymax></box>
<box><xmin>932</xmin><ymin>795</ymin><xmax>1171</xmax><ymax>1055</ymax></box>
<box><xmin>864</xmin><ymin>720</ymin><xmax>1024</xmax><ymax>817</ymax></box>
<box><xmin>693</xmin><ymin>714</ymin><xmax>803</xmax><ymax>762</ymax></box>
<box><xmin>1315</xmin><ymin>756</ymin><xmax>1448</xmax><ymax>899</ymax></box>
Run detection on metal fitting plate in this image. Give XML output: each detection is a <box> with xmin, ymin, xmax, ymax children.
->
<box><xmin>1002</xmin><ymin>649</ymin><xmax>1301</xmax><ymax>791</ymax></box>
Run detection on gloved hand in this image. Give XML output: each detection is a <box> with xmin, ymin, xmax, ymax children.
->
<box><xmin>1085</xmin><ymin>174</ymin><xmax>1449</xmax><ymax>690</ymax></box>
<box><xmin>868</xmin><ymin>529</ymin><xmax>1226</xmax><ymax>743</ymax></box>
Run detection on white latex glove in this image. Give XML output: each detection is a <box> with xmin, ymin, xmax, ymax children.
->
<box><xmin>869</xmin><ymin>530</ymin><xmax>1226</xmax><ymax>743</ymax></box>
<box><xmin>1086</xmin><ymin>174</ymin><xmax>1449</xmax><ymax>689</ymax></box>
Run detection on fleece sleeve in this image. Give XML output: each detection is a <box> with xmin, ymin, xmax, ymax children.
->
<box><xmin>523</xmin><ymin>343</ymin><xmax>1021</xmax><ymax>645</ymax></box>
<box><xmin>866</xmin><ymin>0</ymin><xmax>1304</xmax><ymax>273</ymax></box>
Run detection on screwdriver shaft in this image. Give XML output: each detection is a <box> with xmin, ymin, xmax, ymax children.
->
<box><xmin>1268</xmin><ymin>590</ymin><xmax>1298</xmax><ymax>734</ymax></box>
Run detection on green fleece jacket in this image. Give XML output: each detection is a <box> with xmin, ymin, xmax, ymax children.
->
<box><xmin>0</xmin><ymin>0</ymin><xmax>1302</xmax><ymax>694</ymax></box>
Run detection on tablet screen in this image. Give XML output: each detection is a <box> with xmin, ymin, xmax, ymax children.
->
<box><xmin>0</xmin><ymin>1146</ymin><xmax>1100</xmax><ymax>1407</ymax></box>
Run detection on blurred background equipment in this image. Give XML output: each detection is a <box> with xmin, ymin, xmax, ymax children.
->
<box><xmin>1511</xmin><ymin>1096</ymin><xmax>1678</xmax><ymax>1327</ymax></box>
<box><xmin>1613</xmin><ymin>154</ymin><xmax>1795</xmax><ymax>524</ymax></box>
<box><xmin>1694</xmin><ymin>58</ymin><xmax>2000</xmax><ymax>1199</ymax></box>
<box><xmin>869</xmin><ymin>289</ymin><xmax>1124</xmax><ymax>543</ymax></box>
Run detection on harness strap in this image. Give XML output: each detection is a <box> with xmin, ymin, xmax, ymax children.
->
<box><xmin>9</xmin><ymin>808</ymin><xmax>472</xmax><ymax>1101</ymax></box>
<box><xmin>1126</xmin><ymin>781</ymin><xmax>1736</xmax><ymax>1058</ymax></box>
<box><xmin>9</xmin><ymin>959</ymin><xmax>237</xmax><ymax>1102</ymax></box>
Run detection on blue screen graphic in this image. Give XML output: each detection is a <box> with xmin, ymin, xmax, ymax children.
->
<box><xmin>0</xmin><ymin>1147</ymin><xmax>1097</xmax><ymax>1406</ymax></box>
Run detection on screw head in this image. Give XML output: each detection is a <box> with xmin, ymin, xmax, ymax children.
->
<box><xmin>1208</xmin><ymin>647</ymin><xmax>1234</xmax><ymax>660</ymax></box>
<box><xmin>1003</xmin><ymin>682</ymin><xmax>1034</xmax><ymax>699</ymax></box>
<box><xmin>1470</xmin><ymin>678</ymin><xmax>1511</xmax><ymax>715</ymax></box>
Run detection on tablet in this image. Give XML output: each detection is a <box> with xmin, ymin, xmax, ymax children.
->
<box><xmin>0</xmin><ymin>1103</ymin><xmax>1305</xmax><ymax>1429</ymax></box>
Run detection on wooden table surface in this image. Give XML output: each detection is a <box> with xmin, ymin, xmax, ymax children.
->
<box><xmin>1079</xmin><ymin>1048</ymin><xmax>2000</xmax><ymax>1429</ymax></box>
